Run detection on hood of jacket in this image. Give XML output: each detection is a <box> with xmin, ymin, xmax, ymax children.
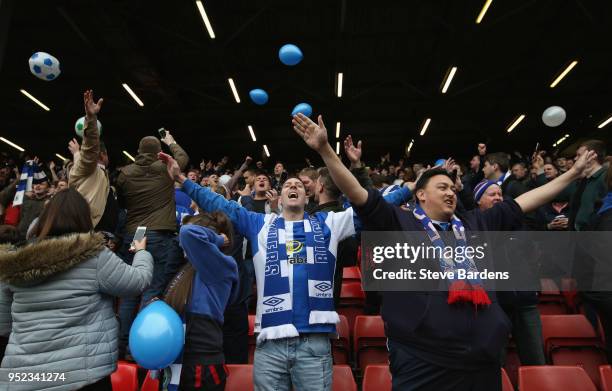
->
<box><xmin>0</xmin><ymin>232</ymin><xmax>105</xmax><ymax>286</ymax></box>
<box><xmin>134</xmin><ymin>152</ymin><xmax>159</xmax><ymax>166</ymax></box>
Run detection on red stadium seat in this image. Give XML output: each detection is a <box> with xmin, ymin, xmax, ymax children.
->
<box><xmin>501</xmin><ymin>367</ymin><xmax>514</xmax><ymax>391</ymax></box>
<box><xmin>342</xmin><ymin>266</ymin><xmax>361</xmax><ymax>282</ymax></box>
<box><xmin>518</xmin><ymin>366</ymin><xmax>596</xmax><ymax>391</ymax></box>
<box><xmin>340</xmin><ymin>281</ymin><xmax>365</xmax><ymax>301</ymax></box>
<box><xmin>560</xmin><ymin>278</ymin><xmax>579</xmax><ymax>312</ymax></box>
<box><xmin>362</xmin><ymin>365</ymin><xmax>392</xmax><ymax>391</ymax></box>
<box><xmin>537</xmin><ymin>301</ymin><xmax>569</xmax><ymax>315</ymax></box>
<box><xmin>338</xmin><ymin>281</ymin><xmax>366</xmax><ymax>332</ymax></box>
<box><xmin>111</xmin><ymin>361</ymin><xmax>138</xmax><ymax>391</ymax></box>
<box><xmin>539</xmin><ymin>279</ymin><xmax>567</xmax><ymax>314</ymax></box>
<box><xmin>140</xmin><ymin>371</ymin><xmax>159</xmax><ymax>391</ymax></box>
<box><xmin>332</xmin><ymin>314</ymin><xmax>350</xmax><ymax>364</ymax></box>
<box><xmin>503</xmin><ymin>344</ymin><xmax>521</xmax><ymax>389</ymax></box>
<box><xmin>332</xmin><ymin>365</ymin><xmax>357</xmax><ymax>391</ymax></box>
<box><xmin>600</xmin><ymin>365</ymin><xmax>612</xmax><ymax>391</ymax></box>
<box><xmin>541</xmin><ymin>314</ymin><xmax>606</xmax><ymax>388</ymax></box>
<box><xmin>354</xmin><ymin>315</ymin><xmax>388</xmax><ymax>374</ymax></box>
<box><xmin>226</xmin><ymin>364</ymin><xmax>253</xmax><ymax>391</ymax></box>
<box><xmin>248</xmin><ymin>314</ymin><xmax>256</xmax><ymax>363</ymax></box>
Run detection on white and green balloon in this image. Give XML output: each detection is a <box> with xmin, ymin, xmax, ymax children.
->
<box><xmin>74</xmin><ymin>116</ymin><xmax>102</xmax><ymax>138</ymax></box>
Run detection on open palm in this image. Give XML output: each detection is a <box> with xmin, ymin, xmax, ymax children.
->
<box><xmin>343</xmin><ymin>135</ymin><xmax>362</xmax><ymax>164</ymax></box>
<box><xmin>292</xmin><ymin>113</ymin><xmax>328</xmax><ymax>152</ymax></box>
<box><xmin>84</xmin><ymin>89</ymin><xmax>103</xmax><ymax>118</ymax></box>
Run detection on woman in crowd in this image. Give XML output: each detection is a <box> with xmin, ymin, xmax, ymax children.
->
<box><xmin>0</xmin><ymin>188</ymin><xmax>153</xmax><ymax>391</ymax></box>
<box><xmin>164</xmin><ymin>211</ymin><xmax>239</xmax><ymax>390</ymax></box>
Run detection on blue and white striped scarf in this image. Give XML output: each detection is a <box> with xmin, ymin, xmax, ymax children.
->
<box><xmin>258</xmin><ymin>213</ymin><xmax>337</xmax><ymax>341</ymax></box>
<box><xmin>12</xmin><ymin>161</ymin><xmax>47</xmax><ymax>206</ymax></box>
<box><xmin>413</xmin><ymin>204</ymin><xmax>491</xmax><ymax>306</ymax></box>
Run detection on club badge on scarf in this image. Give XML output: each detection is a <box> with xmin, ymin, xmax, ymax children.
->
<box><xmin>413</xmin><ymin>205</ymin><xmax>491</xmax><ymax>307</ymax></box>
<box><xmin>258</xmin><ymin>213</ymin><xmax>338</xmax><ymax>341</ymax></box>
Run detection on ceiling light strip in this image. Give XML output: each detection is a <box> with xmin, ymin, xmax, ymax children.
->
<box><xmin>122</xmin><ymin>83</ymin><xmax>144</xmax><ymax>107</ymax></box>
<box><xmin>20</xmin><ymin>89</ymin><xmax>50</xmax><ymax>111</ymax></box>
<box><xmin>550</xmin><ymin>60</ymin><xmax>578</xmax><ymax>88</ymax></box>
<box><xmin>506</xmin><ymin>114</ymin><xmax>526</xmax><ymax>133</ymax></box>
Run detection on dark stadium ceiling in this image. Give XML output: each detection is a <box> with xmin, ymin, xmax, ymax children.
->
<box><xmin>0</xmin><ymin>0</ymin><xmax>611</xmax><ymax>169</ymax></box>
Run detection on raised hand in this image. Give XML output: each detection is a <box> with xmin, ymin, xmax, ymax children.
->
<box><xmin>571</xmin><ymin>150</ymin><xmax>597</xmax><ymax>177</ymax></box>
<box><xmin>68</xmin><ymin>138</ymin><xmax>80</xmax><ymax>156</ymax></box>
<box><xmin>84</xmin><ymin>90</ymin><xmax>103</xmax><ymax>119</ymax></box>
<box><xmin>266</xmin><ymin>189</ymin><xmax>279</xmax><ymax>203</ymax></box>
<box><xmin>531</xmin><ymin>152</ymin><xmax>545</xmax><ymax>170</ymax></box>
<box><xmin>160</xmin><ymin>129</ymin><xmax>176</xmax><ymax>146</ymax></box>
<box><xmin>158</xmin><ymin>152</ymin><xmax>181</xmax><ymax>180</ymax></box>
<box><xmin>343</xmin><ymin>135</ymin><xmax>363</xmax><ymax>164</ymax></box>
<box><xmin>238</xmin><ymin>183</ymin><xmax>252</xmax><ymax>197</ymax></box>
<box><xmin>266</xmin><ymin>189</ymin><xmax>279</xmax><ymax>211</ymax></box>
<box><xmin>292</xmin><ymin>113</ymin><xmax>329</xmax><ymax>153</ymax></box>
<box><xmin>443</xmin><ymin>157</ymin><xmax>456</xmax><ymax>173</ymax></box>
<box><xmin>244</xmin><ymin>156</ymin><xmax>253</xmax><ymax>165</ymax></box>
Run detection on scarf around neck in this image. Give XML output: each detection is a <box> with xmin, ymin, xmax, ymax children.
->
<box><xmin>413</xmin><ymin>204</ymin><xmax>491</xmax><ymax>307</ymax></box>
<box><xmin>258</xmin><ymin>213</ymin><xmax>338</xmax><ymax>341</ymax></box>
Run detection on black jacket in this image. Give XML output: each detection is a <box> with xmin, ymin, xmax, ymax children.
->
<box><xmin>353</xmin><ymin>189</ymin><xmax>524</xmax><ymax>369</ymax></box>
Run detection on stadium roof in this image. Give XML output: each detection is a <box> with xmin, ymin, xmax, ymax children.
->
<box><xmin>1</xmin><ymin>0</ymin><xmax>611</xmax><ymax>167</ymax></box>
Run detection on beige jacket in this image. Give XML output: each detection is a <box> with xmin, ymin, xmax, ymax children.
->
<box><xmin>69</xmin><ymin>116</ymin><xmax>109</xmax><ymax>227</ymax></box>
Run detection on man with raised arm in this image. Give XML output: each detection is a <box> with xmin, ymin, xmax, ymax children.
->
<box><xmin>291</xmin><ymin>112</ymin><xmax>595</xmax><ymax>391</ymax></box>
<box><xmin>159</xmin><ymin>152</ymin><xmax>357</xmax><ymax>391</ymax></box>
<box><xmin>69</xmin><ymin>90</ymin><xmax>117</xmax><ymax>233</ymax></box>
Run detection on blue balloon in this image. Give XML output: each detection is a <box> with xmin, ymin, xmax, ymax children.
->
<box><xmin>434</xmin><ymin>159</ymin><xmax>446</xmax><ymax>167</ymax></box>
<box><xmin>129</xmin><ymin>301</ymin><xmax>184</xmax><ymax>369</ymax></box>
<box><xmin>291</xmin><ymin>103</ymin><xmax>312</xmax><ymax>118</ymax></box>
<box><xmin>249</xmin><ymin>89</ymin><xmax>269</xmax><ymax>105</ymax></box>
<box><xmin>279</xmin><ymin>44</ymin><xmax>303</xmax><ymax>66</ymax></box>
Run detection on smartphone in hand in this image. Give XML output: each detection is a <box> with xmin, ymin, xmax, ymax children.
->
<box><xmin>158</xmin><ymin>128</ymin><xmax>166</xmax><ymax>139</ymax></box>
<box><xmin>130</xmin><ymin>226</ymin><xmax>147</xmax><ymax>252</ymax></box>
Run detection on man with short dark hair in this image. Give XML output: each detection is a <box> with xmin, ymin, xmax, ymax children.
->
<box><xmin>160</xmin><ymin>151</ymin><xmax>359</xmax><ymax>391</ymax></box>
<box><xmin>511</xmin><ymin>162</ymin><xmax>528</xmax><ymax>181</ymax></box>
<box><xmin>299</xmin><ymin>167</ymin><xmax>319</xmax><ymax>213</ymax></box>
<box><xmin>115</xmin><ymin>129</ymin><xmax>189</xmax><ymax>357</ymax></box>
<box><xmin>239</xmin><ymin>170</ymin><xmax>278</xmax><ymax>214</ymax></box>
<box><xmin>483</xmin><ymin>152</ymin><xmax>527</xmax><ymax>199</ymax></box>
<box><xmin>186</xmin><ymin>169</ymin><xmax>200</xmax><ymax>182</ymax></box>
<box><xmin>271</xmin><ymin>162</ymin><xmax>288</xmax><ymax>192</ymax></box>
<box><xmin>543</xmin><ymin>163</ymin><xmax>559</xmax><ymax>180</ymax></box>
<box><xmin>292</xmin><ymin>112</ymin><xmax>596</xmax><ymax>391</ymax></box>
<box><xmin>568</xmin><ymin>140</ymin><xmax>608</xmax><ymax>231</ymax></box>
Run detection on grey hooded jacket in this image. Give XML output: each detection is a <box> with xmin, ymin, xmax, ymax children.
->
<box><xmin>0</xmin><ymin>232</ymin><xmax>153</xmax><ymax>390</ymax></box>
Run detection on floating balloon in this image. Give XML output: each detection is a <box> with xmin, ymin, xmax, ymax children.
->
<box><xmin>74</xmin><ymin>116</ymin><xmax>102</xmax><ymax>138</ymax></box>
<box><xmin>278</xmin><ymin>44</ymin><xmax>303</xmax><ymax>66</ymax></box>
<box><xmin>249</xmin><ymin>89</ymin><xmax>269</xmax><ymax>105</ymax></box>
<box><xmin>28</xmin><ymin>52</ymin><xmax>61</xmax><ymax>81</ymax></box>
<box><xmin>291</xmin><ymin>103</ymin><xmax>312</xmax><ymax>118</ymax></box>
<box><xmin>129</xmin><ymin>301</ymin><xmax>184</xmax><ymax>370</ymax></box>
<box><xmin>542</xmin><ymin>106</ymin><xmax>566</xmax><ymax>127</ymax></box>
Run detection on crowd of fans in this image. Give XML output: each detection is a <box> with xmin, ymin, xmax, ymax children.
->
<box><xmin>0</xmin><ymin>91</ymin><xmax>609</xmax><ymax>390</ymax></box>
